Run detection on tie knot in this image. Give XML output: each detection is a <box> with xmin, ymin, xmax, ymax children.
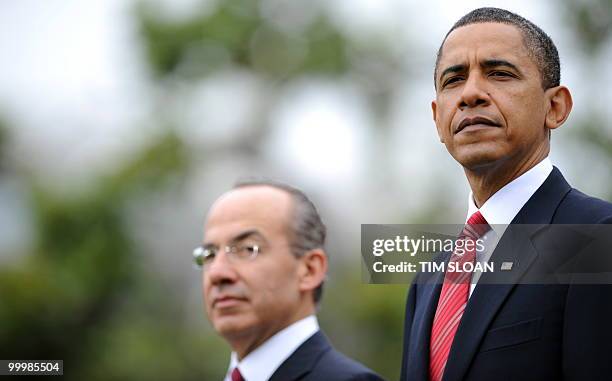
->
<box><xmin>463</xmin><ymin>211</ymin><xmax>490</xmax><ymax>239</ymax></box>
<box><xmin>231</xmin><ymin>367</ymin><xmax>245</xmax><ymax>381</ymax></box>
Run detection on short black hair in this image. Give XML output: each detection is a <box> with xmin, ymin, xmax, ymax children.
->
<box><xmin>434</xmin><ymin>7</ymin><xmax>560</xmax><ymax>90</ymax></box>
<box><xmin>233</xmin><ymin>179</ymin><xmax>327</xmax><ymax>304</ymax></box>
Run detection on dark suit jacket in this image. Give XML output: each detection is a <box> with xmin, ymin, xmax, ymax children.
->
<box><xmin>269</xmin><ymin>330</ymin><xmax>385</xmax><ymax>381</ymax></box>
<box><xmin>400</xmin><ymin>167</ymin><xmax>612</xmax><ymax>381</ymax></box>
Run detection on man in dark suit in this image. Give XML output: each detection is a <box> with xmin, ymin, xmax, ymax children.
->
<box><xmin>197</xmin><ymin>181</ymin><xmax>384</xmax><ymax>381</ymax></box>
<box><xmin>401</xmin><ymin>7</ymin><xmax>612</xmax><ymax>381</ymax></box>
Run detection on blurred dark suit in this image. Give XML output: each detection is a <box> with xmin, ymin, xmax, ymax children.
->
<box><xmin>271</xmin><ymin>331</ymin><xmax>386</xmax><ymax>381</ymax></box>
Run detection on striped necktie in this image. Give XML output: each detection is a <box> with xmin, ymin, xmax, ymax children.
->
<box><xmin>429</xmin><ymin>211</ymin><xmax>490</xmax><ymax>381</ymax></box>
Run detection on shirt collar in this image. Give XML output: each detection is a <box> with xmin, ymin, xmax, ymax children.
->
<box><xmin>227</xmin><ymin>315</ymin><xmax>319</xmax><ymax>381</ymax></box>
<box><xmin>467</xmin><ymin>157</ymin><xmax>553</xmax><ymax>235</ymax></box>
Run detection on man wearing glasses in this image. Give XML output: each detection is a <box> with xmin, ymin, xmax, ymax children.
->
<box><xmin>195</xmin><ymin>181</ymin><xmax>384</xmax><ymax>381</ymax></box>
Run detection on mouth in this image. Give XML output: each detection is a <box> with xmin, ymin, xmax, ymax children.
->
<box><xmin>212</xmin><ymin>295</ymin><xmax>247</xmax><ymax>309</ymax></box>
<box><xmin>455</xmin><ymin>116</ymin><xmax>501</xmax><ymax>134</ymax></box>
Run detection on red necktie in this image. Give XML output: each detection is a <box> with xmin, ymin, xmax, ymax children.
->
<box><xmin>429</xmin><ymin>211</ymin><xmax>490</xmax><ymax>381</ymax></box>
<box><xmin>231</xmin><ymin>367</ymin><xmax>244</xmax><ymax>381</ymax></box>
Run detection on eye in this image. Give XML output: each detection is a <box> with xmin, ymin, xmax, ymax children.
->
<box><xmin>442</xmin><ymin>76</ymin><xmax>464</xmax><ymax>88</ymax></box>
<box><xmin>232</xmin><ymin>244</ymin><xmax>260</xmax><ymax>259</ymax></box>
<box><xmin>243</xmin><ymin>244</ymin><xmax>259</xmax><ymax>255</ymax></box>
<box><xmin>489</xmin><ymin>71</ymin><xmax>514</xmax><ymax>78</ymax></box>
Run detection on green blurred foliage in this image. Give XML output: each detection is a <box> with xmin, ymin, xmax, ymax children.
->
<box><xmin>562</xmin><ymin>0</ymin><xmax>612</xmax><ymax>54</ymax></box>
<box><xmin>321</xmin><ymin>270</ymin><xmax>406</xmax><ymax>380</ymax></box>
<box><xmin>0</xmin><ymin>132</ymin><xmax>202</xmax><ymax>379</ymax></box>
<box><xmin>560</xmin><ymin>0</ymin><xmax>612</xmax><ymax>200</ymax></box>
<box><xmin>138</xmin><ymin>0</ymin><xmax>350</xmax><ymax>80</ymax></box>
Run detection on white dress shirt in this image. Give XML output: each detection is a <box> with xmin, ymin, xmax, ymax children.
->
<box><xmin>465</xmin><ymin>157</ymin><xmax>553</xmax><ymax>297</ymax></box>
<box><xmin>224</xmin><ymin>315</ymin><xmax>319</xmax><ymax>381</ymax></box>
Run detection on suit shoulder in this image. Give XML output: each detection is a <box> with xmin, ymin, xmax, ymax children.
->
<box><xmin>554</xmin><ymin>188</ymin><xmax>612</xmax><ymax>223</ymax></box>
<box><xmin>306</xmin><ymin>347</ymin><xmax>385</xmax><ymax>381</ymax></box>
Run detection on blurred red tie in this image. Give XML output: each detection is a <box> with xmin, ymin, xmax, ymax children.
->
<box><xmin>429</xmin><ymin>211</ymin><xmax>490</xmax><ymax>381</ymax></box>
<box><xmin>231</xmin><ymin>367</ymin><xmax>245</xmax><ymax>381</ymax></box>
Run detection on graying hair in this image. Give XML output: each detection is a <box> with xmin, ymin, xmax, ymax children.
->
<box><xmin>233</xmin><ymin>179</ymin><xmax>327</xmax><ymax>304</ymax></box>
<box><xmin>434</xmin><ymin>7</ymin><xmax>560</xmax><ymax>90</ymax></box>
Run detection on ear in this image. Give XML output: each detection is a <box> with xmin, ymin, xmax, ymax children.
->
<box><xmin>297</xmin><ymin>249</ymin><xmax>327</xmax><ymax>297</ymax></box>
<box><xmin>432</xmin><ymin>100</ymin><xmax>444</xmax><ymax>143</ymax></box>
<box><xmin>544</xmin><ymin>86</ymin><xmax>573</xmax><ymax>131</ymax></box>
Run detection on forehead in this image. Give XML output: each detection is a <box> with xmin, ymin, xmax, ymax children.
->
<box><xmin>204</xmin><ymin>186</ymin><xmax>293</xmax><ymax>243</ymax></box>
<box><xmin>439</xmin><ymin>22</ymin><xmax>532</xmax><ymax>68</ymax></box>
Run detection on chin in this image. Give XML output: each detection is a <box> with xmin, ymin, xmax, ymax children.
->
<box><xmin>453</xmin><ymin>147</ymin><xmax>506</xmax><ymax>170</ymax></box>
<box><xmin>213</xmin><ymin>314</ymin><xmax>256</xmax><ymax>338</ymax></box>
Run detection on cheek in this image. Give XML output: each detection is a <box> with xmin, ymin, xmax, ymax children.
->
<box><xmin>435</xmin><ymin>97</ymin><xmax>453</xmax><ymax>122</ymax></box>
<box><xmin>202</xmin><ymin>277</ymin><xmax>214</xmax><ymax>311</ymax></box>
<box><xmin>440</xmin><ymin>112</ymin><xmax>459</xmax><ymax>147</ymax></box>
<box><xmin>250</xmin><ymin>263</ymin><xmax>300</xmax><ymax>307</ymax></box>
<box><xmin>503</xmin><ymin>92</ymin><xmax>546</xmax><ymax>136</ymax></box>
<box><xmin>438</xmin><ymin>101</ymin><xmax>458</xmax><ymax>134</ymax></box>
<box><xmin>504</xmin><ymin>86</ymin><xmax>545</xmax><ymax>117</ymax></box>
<box><xmin>202</xmin><ymin>276</ymin><xmax>209</xmax><ymax>298</ymax></box>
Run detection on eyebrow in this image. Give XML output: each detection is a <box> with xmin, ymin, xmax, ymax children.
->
<box><xmin>439</xmin><ymin>64</ymin><xmax>466</xmax><ymax>83</ymax></box>
<box><xmin>481</xmin><ymin>59</ymin><xmax>521</xmax><ymax>74</ymax></box>
<box><xmin>438</xmin><ymin>59</ymin><xmax>522</xmax><ymax>83</ymax></box>
<box><xmin>203</xmin><ymin>229</ymin><xmax>265</xmax><ymax>248</ymax></box>
<box><xmin>230</xmin><ymin>229</ymin><xmax>264</xmax><ymax>244</ymax></box>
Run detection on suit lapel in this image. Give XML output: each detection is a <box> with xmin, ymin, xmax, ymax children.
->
<box><xmin>440</xmin><ymin>167</ymin><xmax>572</xmax><ymax>381</ymax></box>
<box><xmin>406</xmin><ymin>268</ymin><xmax>445</xmax><ymax>381</ymax></box>
<box><xmin>441</xmin><ymin>226</ymin><xmax>540</xmax><ymax>381</ymax></box>
<box><xmin>268</xmin><ymin>331</ymin><xmax>330</xmax><ymax>381</ymax></box>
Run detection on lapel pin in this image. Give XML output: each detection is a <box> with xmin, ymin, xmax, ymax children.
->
<box><xmin>500</xmin><ymin>262</ymin><xmax>513</xmax><ymax>271</ymax></box>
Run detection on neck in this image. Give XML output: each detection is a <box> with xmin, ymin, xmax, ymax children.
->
<box><xmin>465</xmin><ymin>148</ymin><xmax>548</xmax><ymax>208</ymax></box>
<box><xmin>231</xmin><ymin>303</ymin><xmax>314</xmax><ymax>361</ymax></box>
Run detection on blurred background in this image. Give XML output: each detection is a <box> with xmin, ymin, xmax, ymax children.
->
<box><xmin>1</xmin><ymin>0</ymin><xmax>611</xmax><ymax>379</ymax></box>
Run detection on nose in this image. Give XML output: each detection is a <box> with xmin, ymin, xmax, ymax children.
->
<box><xmin>458</xmin><ymin>72</ymin><xmax>490</xmax><ymax>110</ymax></box>
<box><xmin>204</xmin><ymin>251</ymin><xmax>238</xmax><ymax>286</ymax></box>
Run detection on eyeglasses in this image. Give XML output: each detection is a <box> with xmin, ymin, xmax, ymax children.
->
<box><xmin>193</xmin><ymin>243</ymin><xmax>260</xmax><ymax>270</ymax></box>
